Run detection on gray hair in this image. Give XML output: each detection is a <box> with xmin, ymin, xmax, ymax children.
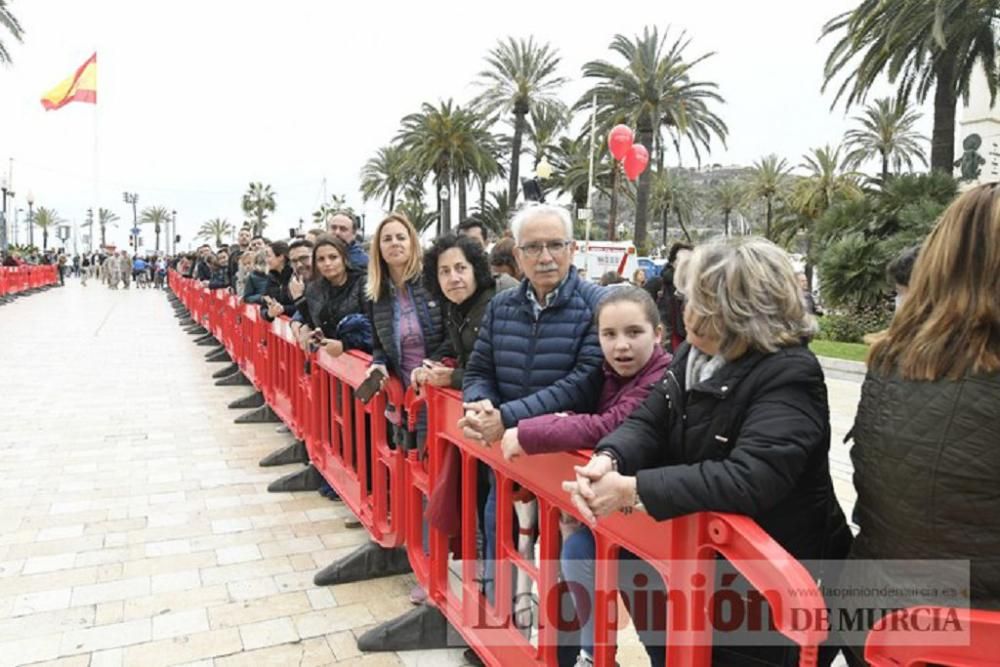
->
<box><xmin>682</xmin><ymin>237</ymin><xmax>817</xmax><ymax>358</ymax></box>
<box><xmin>509</xmin><ymin>203</ymin><xmax>573</xmax><ymax>243</ymax></box>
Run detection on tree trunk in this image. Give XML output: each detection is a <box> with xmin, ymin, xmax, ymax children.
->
<box><xmin>805</xmin><ymin>231</ymin><xmax>814</xmax><ymax>293</ymax></box>
<box><xmin>634</xmin><ymin>117</ymin><xmax>656</xmax><ymax>251</ymax></box>
<box><xmin>155</xmin><ymin>225</ymin><xmax>161</xmax><ymax>252</ymax></box>
<box><xmin>881</xmin><ymin>150</ymin><xmax>889</xmax><ymax>184</ymax></box>
<box><xmin>608</xmin><ymin>163</ymin><xmax>620</xmax><ymax>241</ymax></box>
<box><xmin>930</xmin><ymin>55</ymin><xmax>958</xmax><ymax>174</ymax></box>
<box><xmin>479</xmin><ymin>179</ymin><xmax>487</xmax><ymax>211</ymax></box>
<box><xmin>458</xmin><ymin>174</ymin><xmax>467</xmax><ymax>223</ymax></box>
<box><xmin>508</xmin><ymin>106</ymin><xmax>528</xmax><ymax>207</ymax></box>
<box><xmin>661</xmin><ymin>206</ymin><xmax>668</xmax><ymax>249</ymax></box>
<box><xmin>389</xmin><ymin>191</ymin><xmax>396</xmax><ymax>213</ymax></box>
<box><xmin>724</xmin><ymin>210</ymin><xmax>730</xmax><ymax>237</ymax></box>
<box><xmin>675</xmin><ymin>209</ymin><xmax>692</xmax><ymax>244</ymax></box>
<box><xmin>101</xmin><ymin>224</ymin><xmax>106</xmax><ymax>246</ymax></box>
<box><xmin>43</xmin><ymin>229</ymin><xmax>48</xmax><ymax>250</ymax></box>
<box><xmin>765</xmin><ymin>196</ymin><xmax>773</xmax><ymax>240</ymax></box>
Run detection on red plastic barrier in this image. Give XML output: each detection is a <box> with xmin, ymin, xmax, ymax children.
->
<box><xmin>305</xmin><ymin>347</ymin><xmax>409</xmax><ymax>548</ymax></box>
<box><xmin>172</xmin><ymin>274</ymin><xmax>998</xmax><ymax>666</ymax></box>
<box><xmin>865</xmin><ymin>607</ymin><xmax>1000</xmax><ymax>667</ymax></box>
<box><xmin>410</xmin><ymin>384</ymin><xmax>830</xmax><ymax>667</ymax></box>
<box><xmin>0</xmin><ymin>265</ymin><xmax>57</xmax><ymax>295</ymax></box>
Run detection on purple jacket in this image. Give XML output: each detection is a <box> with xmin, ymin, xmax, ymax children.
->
<box><xmin>518</xmin><ymin>345</ymin><xmax>671</xmax><ymax>455</ymax></box>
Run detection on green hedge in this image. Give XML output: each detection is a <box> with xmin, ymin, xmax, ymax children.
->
<box><xmin>816</xmin><ymin>303</ymin><xmax>892</xmax><ymax>344</ymax></box>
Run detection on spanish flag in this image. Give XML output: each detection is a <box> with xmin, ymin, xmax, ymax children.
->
<box><xmin>41</xmin><ymin>53</ymin><xmax>97</xmax><ymax>111</ymax></box>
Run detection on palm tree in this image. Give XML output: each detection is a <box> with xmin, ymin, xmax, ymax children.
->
<box><xmin>241</xmin><ymin>182</ymin><xmax>276</xmax><ymax>235</ymax></box>
<box><xmin>360</xmin><ymin>145</ymin><xmax>409</xmax><ymax>213</ymax></box>
<box><xmin>139</xmin><ymin>206</ymin><xmax>171</xmax><ymax>252</ymax></box>
<box><xmin>785</xmin><ymin>145</ymin><xmax>864</xmax><ymax>287</ymax></box>
<box><xmin>650</xmin><ymin>169</ymin><xmax>698</xmax><ymax>246</ymax></box>
<box><xmin>821</xmin><ymin>0</ymin><xmax>1000</xmax><ymax>173</ymax></box>
<box><xmin>312</xmin><ymin>195</ymin><xmax>350</xmax><ymax>225</ymax></box>
<box><xmin>578</xmin><ymin>26</ymin><xmax>728</xmax><ymax>250</ymax></box>
<box><xmin>0</xmin><ymin>0</ymin><xmax>24</xmax><ymax>65</ymax></box>
<box><xmin>32</xmin><ymin>207</ymin><xmax>62</xmax><ymax>251</ymax></box>
<box><xmin>526</xmin><ymin>105</ymin><xmax>568</xmax><ymax>168</ymax></box>
<box><xmin>470</xmin><ymin>190</ymin><xmax>513</xmax><ymax>239</ymax></box>
<box><xmin>844</xmin><ymin>98</ymin><xmax>929</xmax><ymax>182</ymax></box>
<box><xmin>197</xmin><ymin>218</ymin><xmax>235</xmax><ymax>247</ymax></box>
<box><xmin>395</xmin><ymin>198</ymin><xmax>439</xmax><ymax>235</ymax></box>
<box><xmin>708</xmin><ymin>179</ymin><xmax>745</xmax><ymax>237</ymax></box>
<box><xmin>98</xmin><ymin>208</ymin><xmax>119</xmax><ymax>247</ymax></box>
<box><xmin>472</xmin><ymin>37</ymin><xmax>567</xmax><ymax>207</ymax></box>
<box><xmin>746</xmin><ymin>155</ymin><xmax>792</xmax><ymax>240</ymax></box>
<box><xmin>396</xmin><ymin>100</ymin><xmax>495</xmax><ymax>233</ymax></box>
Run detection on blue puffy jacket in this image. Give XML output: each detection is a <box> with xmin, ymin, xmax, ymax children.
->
<box><xmin>463</xmin><ymin>268</ymin><xmax>605</xmax><ymax>428</ymax></box>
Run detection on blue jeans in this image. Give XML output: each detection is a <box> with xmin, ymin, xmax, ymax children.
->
<box><xmin>560</xmin><ymin>528</ymin><xmax>666</xmax><ymax>665</ymax></box>
<box><xmin>483</xmin><ymin>472</ymin><xmax>496</xmax><ymax>603</ymax></box>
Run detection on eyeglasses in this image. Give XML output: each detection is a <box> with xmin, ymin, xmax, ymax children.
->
<box><xmin>291</xmin><ymin>255</ymin><xmax>311</xmax><ymax>265</ymax></box>
<box><xmin>518</xmin><ymin>240</ymin><xmax>572</xmax><ymax>258</ymax></box>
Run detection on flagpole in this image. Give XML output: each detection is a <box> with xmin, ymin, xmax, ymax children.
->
<box><xmin>93</xmin><ymin>52</ymin><xmax>99</xmax><ymax>253</ymax></box>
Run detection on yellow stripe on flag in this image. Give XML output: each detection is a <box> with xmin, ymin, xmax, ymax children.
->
<box><xmin>41</xmin><ymin>53</ymin><xmax>97</xmax><ymax>111</ymax></box>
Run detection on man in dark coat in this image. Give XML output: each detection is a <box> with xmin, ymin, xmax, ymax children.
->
<box><xmin>326</xmin><ymin>212</ymin><xmax>368</xmax><ymax>270</ymax></box>
<box><xmin>461</xmin><ymin>204</ymin><xmax>604</xmax><ymax>653</ymax></box>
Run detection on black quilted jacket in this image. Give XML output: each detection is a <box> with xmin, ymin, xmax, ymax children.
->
<box><xmin>596</xmin><ymin>343</ymin><xmax>852</xmax><ymax>562</ymax></box>
<box><xmin>850</xmin><ymin>369</ymin><xmax>1000</xmax><ymax>608</ymax></box>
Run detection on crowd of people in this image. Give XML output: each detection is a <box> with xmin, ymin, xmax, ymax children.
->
<box><xmin>167</xmin><ymin>188</ymin><xmax>997</xmax><ymax>666</ymax></box>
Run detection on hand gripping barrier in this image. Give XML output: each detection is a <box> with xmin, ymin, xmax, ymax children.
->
<box><xmin>411</xmin><ymin>384</ymin><xmax>830</xmax><ymax>667</ymax></box>
<box><xmin>865</xmin><ymin>607</ymin><xmax>1000</xmax><ymax>667</ymax></box>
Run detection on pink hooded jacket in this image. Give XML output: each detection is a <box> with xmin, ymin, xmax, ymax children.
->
<box><xmin>517</xmin><ymin>345</ymin><xmax>672</xmax><ymax>455</ymax></box>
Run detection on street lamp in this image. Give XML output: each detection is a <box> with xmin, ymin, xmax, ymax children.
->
<box><xmin>0</xmin><ymin>175</ymin><xmax>11</xmax><ymax>254</ymax></box>
<box><xmin>26</xmin><ymin>190</ymin><xmax>34</xmax><ymax>248</ymax></box>
<box><xmin>171</xmin><ymin>209</ymin><xmax>176</xmax><ymax>256</ymax></box>
<box><xmin>123</xmin><ymin>192</ymin><xmax>139</xmax><ymax>253</ymax></box>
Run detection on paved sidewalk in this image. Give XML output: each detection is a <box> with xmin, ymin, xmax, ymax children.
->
<box><xmin>0</xmin><ymin>282</ymin><xmax>466</xmax><ymax>667</ymax></box>
<box><xmin>0</xmin><ymin>281</ymin><xmax>863</xmax><ymax>666</ymax></box>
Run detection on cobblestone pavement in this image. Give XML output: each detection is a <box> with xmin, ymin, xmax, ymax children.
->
<box><xmin>0</xmin><ymin>280</ymin><xmax>862</xmax><ymax>666</ymax></box>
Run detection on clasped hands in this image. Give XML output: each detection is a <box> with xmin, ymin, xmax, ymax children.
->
<box><xmin>560</xmin><ymin>455</ymin><xmax>638</xmax><ymax>524</ymax></box>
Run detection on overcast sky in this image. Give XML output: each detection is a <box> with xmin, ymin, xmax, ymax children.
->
<box><xmin>0</xmin><ymin>0</ymin><xmax>939</xmax><ymax>252</ymax></box>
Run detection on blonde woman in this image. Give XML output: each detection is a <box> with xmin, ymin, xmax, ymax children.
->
<box><xmin>564</xmin><ymin>236</ymin><xmax>851</xmax><ymax>666</ymax></box>
<box><xmin>364</xmin><ymin>213</ymin><xmax>449</xmax><ymax>388</ymax></box>
<box><xmin>363</xmin><ymin>212</ymin><xmax>449</xmax><ymax>604</ymax></box>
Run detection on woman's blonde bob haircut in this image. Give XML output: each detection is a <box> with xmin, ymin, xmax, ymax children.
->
<box><xmin>869</xmin><ymin>183</ymin><xmax>1000</xmax><ymax>380</ymax></box>
<box><xmin>681</xmin><ymin>237</ymin><xmax>817</xmax><ymax>359</ymax></box>
<box><xmin>366</xmin><ymin>212</ymin><xmax>423</xmax><ymax>301</ymax></box>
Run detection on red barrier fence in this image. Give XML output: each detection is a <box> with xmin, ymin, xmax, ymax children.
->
<box><xmin>169</xmin><ymin>273</ymin><xmax>994</xmax><ymax>667</ymax></box>
<box><xmin>0</xmin><ymin>265</ymin><xmax>59</xmax><ymax>297</ymax></box>
<box><xmin>865</xmin><ymin>607</ymin><xmax>1000</xmax><ymax>667</ymax></box>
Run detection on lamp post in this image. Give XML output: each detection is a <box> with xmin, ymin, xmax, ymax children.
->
<box><xmin>123</xmin><ymin>192</ymin><xmax>139</xmax><ymax>253</ymax></box>
<box><xmin>26</xmin><ymin>190</ymin><xmax>35</xmax><ymax>248</ymax></box>
<box><xmin>170</xmin><ymin>209</ymin><xmax>177</xmax><ymax>256</ymax></box>
<box><xmin>0</xmin><ymin>175</ymin><xmax>11</xmax><ymax>254</ymax></box>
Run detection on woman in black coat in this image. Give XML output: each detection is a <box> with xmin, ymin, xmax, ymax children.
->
<box><xmin>292</xmin><ymin>235</ymin><xmax>370</xmax><ymax>356</ymax></box>
<box><xmin>563</xmin><ymin>237</ymin><xmax>851</xmax><ymax>667</ymax></box>
<box><xmin>414</xmin><ymin>233</ymin><xmax>517</xmax><ymax>391</ymax></box>
<box><xmin>260</xmin><ymin>240</ymin><xmax>297</xmax><ymax>320</ymax></box>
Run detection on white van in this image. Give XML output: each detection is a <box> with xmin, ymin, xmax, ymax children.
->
<box><xmin>573</xmin><ymin>240</ymin><xmax>638</xmax><ymax>282</ymax></box>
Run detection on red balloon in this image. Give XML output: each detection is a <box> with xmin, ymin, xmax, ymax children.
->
<box><xmin>607</xmin><ymin>124</ymin><xmax>634</xmax><ymax>161</ymax></box>
<box><xmin>624</xmin><ymin>144</ymin><xmax>650</xmax><ymax>181</ymax></box>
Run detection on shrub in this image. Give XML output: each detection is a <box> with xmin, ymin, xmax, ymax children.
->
<box><xmin>817</xmin><ymin>302</ymin><xmax>892</xmax><ymax>343</ymax></box>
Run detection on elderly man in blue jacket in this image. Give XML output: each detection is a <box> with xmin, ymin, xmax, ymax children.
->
<box><xmin>461</xmin><ymin>203</ymin><xmax>604</xmax><ymax>617</ymax></box>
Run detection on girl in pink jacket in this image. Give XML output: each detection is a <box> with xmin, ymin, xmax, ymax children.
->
<box><xmin>500</xmin><ymin>287</ymin><xmax>672</xmax><ymax>461</ymax></box>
